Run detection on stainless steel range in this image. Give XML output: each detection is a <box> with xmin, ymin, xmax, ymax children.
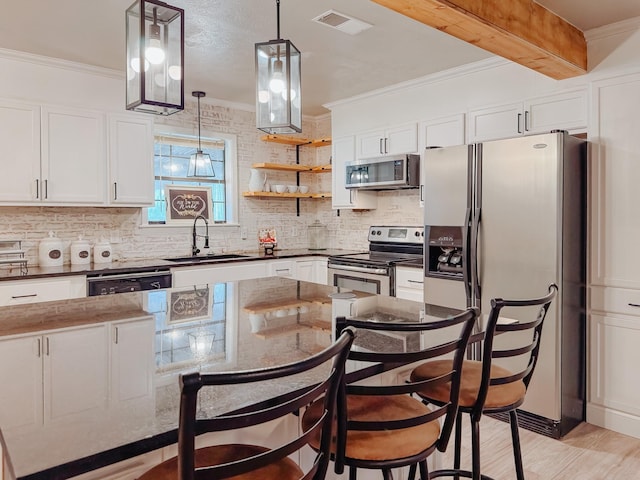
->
<box><xmin>327</xmin><ymin>226</ymin><xmax>424</xmax><ymax>296</ymax></box>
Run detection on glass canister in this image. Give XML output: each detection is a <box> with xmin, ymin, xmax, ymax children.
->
<box><xmin>308</xmin><ymin>220</ymin><xmax>328</xmax><ymax>250</ymax></box>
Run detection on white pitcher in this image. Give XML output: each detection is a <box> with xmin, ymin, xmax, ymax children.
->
<box><xmin>248</xmin><ymin>168</ymin><xmax>267</xmax><ymax>192</ymax></box>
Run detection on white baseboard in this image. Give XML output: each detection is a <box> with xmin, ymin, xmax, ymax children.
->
<box><xmin>587</xmin><ymin>402</ymin><xmax>640</xmax><ymax>439</ymax></box>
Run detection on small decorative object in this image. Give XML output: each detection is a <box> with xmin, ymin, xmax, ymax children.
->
<box><xmin>168</xmin><ymin>286</ymin><xmax>212</xmax><ymax>323</ymax></box>
<box><xmin>125</xmin><ymin>0</ymin><xmax>184</xmax><ymax>115</ymax></box>
<box><xmin>298</xmin><ymin>185</ymin><xmax>309</xmax><ymax>194</ymax></box>
<box><xmin>308</xmin><ymin>220</ymin><xmax>328</xmax><ymax>250</ymax></box>
<box><xmin>39</xmin><ymin>231</ymin><xmax>64</xmax><ymax>267</ymax></box>
<box><xmin>70</xmin><ymin>235</ymin><xmax>91</xmax><ymax>266</ymax></box>
<box><xmin>93</xmin><ymin>238</ymin><xmax>113</xmax><ymax>264</ymax></box>
<box><xmin>255</xmin><ymin>0</ymin><xmax>302</xmax><ymax>134</ymax></box>
<box><xmin>249</xmin><ymin>168</ymin><xmax>267</xmax><ymax>192</ymax></box>
<box><xmin>258</xmin><ymin>227</ymin><xmax>277</xmax><ymax>255</ymax></box>
<box><xmin>287</xmin><ymin>185</ymin><xmax>298</xmax><ymax>193</ymax></box>
<box><xmin>274</xmin><ymin>184</ymin><xmax>287</xmax><ymax>193</ymax></box>
<box><xmin>165</xmin><ymin>185</ymin><xmax>211</xmax><ymax>224</ymax></box>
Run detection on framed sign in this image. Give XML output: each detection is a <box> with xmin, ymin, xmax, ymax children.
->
<box><xmin>167</xmin><ymin>286</ymin><xmax>213</xmax><ymax>324</ymax></box>
<box><xmin>165</xmin><ymin>185</ymin><xmax>211</xmax><ymax>224</ymax></box>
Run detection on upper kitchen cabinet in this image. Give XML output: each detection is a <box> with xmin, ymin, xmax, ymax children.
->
<box><xmin>356</xmin><ymin>122</ymin><xmax>418</xmax><ymax>158</ymax></box>
<box><xmin>108</xmin><ymin>114</ymin><xmax>154</xmax><ymax>206</ymax></box>
<box><xmin>418</xmin><ymin>114</ymin><xmax>466</xmax><ymax>207</ymax></box>
<box><xmin>0</xmin><ymin>100</ymin><xmax>40</xmax><ymax>202</ymax></box>
<box><xmin>332</xmin><ymin>135</ymin><xmax>377</xmax><ymax>210</ymax></box>
<box><xmin>41</xmin><ymin>105</ymin><xmax>106</xmax><ymax>204</ymax></box>
<box><xmin>467</xmin><ymin>89</ymin><xmax>587</xmax><ymax>142</ymax></box>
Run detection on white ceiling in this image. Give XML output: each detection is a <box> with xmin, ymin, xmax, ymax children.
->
<box><xmin>2</xmin><ymin>1</ymin><xmax>639</xmax><ymax>116</ymax></box>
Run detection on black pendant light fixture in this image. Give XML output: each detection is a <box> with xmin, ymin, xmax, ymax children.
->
<box><xmin>255</xmin><ymin>0</ymin><xmax>302</xmax><ymax>134</ymax></box>
<box><xmin>187</xmin><ymin>91</ymin><xmax>215</xmax><ymax>178</ymax></box>
<box><xmin>125</xmin><ymin>0</ymin><xmax>184</xmax><ymax>115</ymax></box>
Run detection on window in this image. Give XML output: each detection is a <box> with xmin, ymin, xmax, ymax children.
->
<box><xmin>146</xmin><ymin>126</ymin><xmax>238</xmax><ymax>225</ymax></box>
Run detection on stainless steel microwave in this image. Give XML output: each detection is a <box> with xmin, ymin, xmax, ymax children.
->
<box><xmin>345</xmin><ymin>154</ymin><xmax>420</xmax><ymax>190</ymax></box>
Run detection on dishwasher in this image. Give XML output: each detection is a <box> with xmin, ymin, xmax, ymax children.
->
<box><xmin>86</xmin><ymin>269</ymin><xmax>172</xmax><ymax>296</ymax></box>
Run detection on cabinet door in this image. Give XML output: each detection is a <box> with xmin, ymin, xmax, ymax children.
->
<box><xmin>0</xmin><ymin>335</ymin><xmax>43</xmax><ymax>430</ymax></box>
<box><xmin>41</xmin><ymin>106</ymin><xmax>106</xmax><ymax>204</ymax></box>
<box><xmin>524</xmin><ymin>89</ymin><xmax>587</xmax><ymax>134</ymax></box>
<box><xmin>109</xmin><ymin>114</ymin><xmax>154</xmax><ymax>205</ymax></box>
<box><xmin>386</xmin><ymin>122</ymin><xmax>418</xmax><ymax>155</ymax></box>
<box><xmin>0</xmin><ymin>100</ymin><xmax>41</xmax><ymax>203</ymax></box>
<box><xmin>332</xmin><ymin>135</ymin><xmax>377</xmax><ymax>210</ymax></box>
<box><xmin>591</xmin><ymin>74</ymin><xmax>640</xmax><ymax>288</ymax></box>
<box><xmin>418</xmin><ymin>114</ymin><xmax>466</xmax><ymax>207</ymax></box>
<box><xmin>111</xmin><ymin>316</ymin><xmax>155</xmax><ymax>406</ymax></box>
<box><xmin>294</xmin><ymin>260</ymin><xmax>314</xmax><ymax>282</ymax></box>
<box><xmin>467</xmin><ymin>102</ymin><xmax>522</xmax><ymax>142</ymax></box>
<box><xmin>44</xmin><ymin>325</ymin><xmax>109</xmax><ymax>423</ymax></box>
<box><xmin>395</xmin><ymin>266</ymin><xmax>424</xmax><ymax>302</ymax></box>
<box><xmin>357</xmin><ymin>129</ymin><xmax>386</xmax><ymax>158</ymax></box>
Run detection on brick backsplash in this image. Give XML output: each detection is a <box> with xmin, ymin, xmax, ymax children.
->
<box><xmin>0</xmin><ymin>101</ymin><xmax>422</xmax><ymax>266</ymax></box>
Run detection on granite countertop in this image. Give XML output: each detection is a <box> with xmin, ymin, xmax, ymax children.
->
<box><xmin>0</xmin><ymin>248</ymin><xmax>365</xmax><ymax>282</ymax></box>
<box><xmin>0</xmin><ymin>277</ymin><xmax>450</xmax><ymax>480</ymax></box>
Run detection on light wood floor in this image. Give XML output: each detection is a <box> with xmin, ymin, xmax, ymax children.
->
<box><xmin>439</xmin><ymin>417</ymin><xmax>640</xmax><ymax>479</ymax></box>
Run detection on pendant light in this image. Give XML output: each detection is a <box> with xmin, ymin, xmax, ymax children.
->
<box><xmin>125</xmin><ymin>0</ymin><xmax>184</xmax><ymax>115</ymax></box>
<box><xmin>255</xmin><ymin>0</ymin><xmax>302</xmax><ymax>134</ymax></box>
<box><xmin>187</xmin><ymin>91</ymin><xmax>215</xmax><ymax>178</ymax></box>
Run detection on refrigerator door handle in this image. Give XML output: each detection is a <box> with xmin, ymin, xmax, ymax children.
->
<box><xmin>463</xmin><ymin>207</ymin><xmax>473</xmax><ymax>306</ymax></box>
<box><xmin>471</xmin><ymin>208</ymin><xmax>481</xmax><ymax>304</ymax></box>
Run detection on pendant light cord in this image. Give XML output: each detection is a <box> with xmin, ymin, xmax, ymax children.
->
<box><xmin>276</xmin><ymin>0</ymin><xmax>280</xmax><ymax>39</ymax></box>
<box><xmin>197</xmin><ymin>95</ymin><xmax>202</xmax><ymax>152</ymax></box>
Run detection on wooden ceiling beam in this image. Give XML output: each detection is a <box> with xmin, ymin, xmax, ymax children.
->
<box><xmin>371</xmin><ymin>0</ymin><xmax>587</xmax><ymax>79</ymax></box>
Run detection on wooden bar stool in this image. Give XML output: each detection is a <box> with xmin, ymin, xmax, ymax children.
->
<box><xmin>137</xmin><ymin>328</ymin><xmax>355</xmax><ymax>480</ymax></box>
<box><xmin>301</xmin><ymin>307</ymin><xmax>479</xmax><ymax>480</ymax></box>
<box><xmin>410</xmin><ymin>284</ymin><xmax>557</xmax><ymax>480</ymax></box>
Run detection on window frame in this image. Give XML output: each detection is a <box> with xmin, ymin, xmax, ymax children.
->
<box><xmin>142</xmin><ymin>124</ymin><xmax>239</xmax><ymax>227</ymax></box>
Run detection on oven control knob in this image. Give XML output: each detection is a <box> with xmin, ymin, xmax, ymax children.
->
<box><xmin>414</xmin><ymin>231</ymin><xmax>420</xmax><ymax>237</ymax></box>
<box><xmin>376</xmin><ymin>230</ymin><xmax>381</xmax><ymax>235</ymax></box>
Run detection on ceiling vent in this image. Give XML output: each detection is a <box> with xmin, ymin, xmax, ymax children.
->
<box><xmin>312</xmin><ymin>10</ymin><xmax>373</xmax><ymax>35</ymax></box>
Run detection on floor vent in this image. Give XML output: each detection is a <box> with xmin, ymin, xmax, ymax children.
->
<box><xmin>312</xmin><ymin>10</ymin><xmax>373</xmax><ymax>35</ymax></box>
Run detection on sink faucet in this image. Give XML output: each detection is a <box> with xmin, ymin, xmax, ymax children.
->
<box><xmin>192</xmin><ymin>215</ymin><xmax>209</xmax><ymax>256</ymax></box>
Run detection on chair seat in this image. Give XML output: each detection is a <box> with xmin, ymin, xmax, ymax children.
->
<box><xmin>411</xmin><ymin>360</ymin><xmax>526</xmax><ymax>410</ymax></box>
<box><xmin>137</xmin><ymin>443</ymin><xmax>303</xmax><ymax>480</ymax></box>
<box><xmin>302</xmin><ymin>394</ymin><xmax>441</xmax><ymax>462</ymax></box>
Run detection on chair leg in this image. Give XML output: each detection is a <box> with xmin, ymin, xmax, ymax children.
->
<box><xmin>382</xmin><ymin>468</ymin><xmax>393</xmax><ymax>480</ymax></box>
<box><xmin>408</xmin><ymin>464</ymin><xmax>417</xmax><ymax>480</ymax></box>
<box><xmin>509</xmin><ymin>410</ymin><xmax>525</xmax><ymax>480</ymax></box>
<box><xmin>349</xmin><ymin>466</ymin><xmax>357</xmax><ymax>480</ymax></box>
<box><xmin>470</xmin><ymin>415</ymin><xmax>481</xmax><ymax>480</ymax></box>
<box><xmin>419</xmin><ymin>460</ymin><xmax>429</xmax><ymax>480</ymax></box>
<box><xmin>454</xmin><ymin>410</ymin><xmax>463</xmax><ymax>480</ymax></box>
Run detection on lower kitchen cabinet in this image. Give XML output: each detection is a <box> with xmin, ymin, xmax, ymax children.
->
<box><xmin>267</xmin><ymin>259</ymin><xmax>295</xmax><ymax>278</ymax></box>
<box><xmin>0</xmin><ymin>275</ymin><xmax>86</xmax><ymax>306</ymax></box>
<box><xmin>172</xmin><ymin>261</ymin><xmax>269</xmax><ymax>287</ymax></box>
<box><xmin>0</xmin><ymin>324</ymin><xmax>109</xmax><ymax>431</ymax></box>
<box><xmin>395</xmin><ymin>266</ymin><xmax>424</xmax><ymax>302</ymax></box>
<box><xmin>293</xmin><ymin>257</ymin><xmax>329</xmax><ymax>285</ymax></box>
<box><xmin>588</xmin><ymin>286</ymin><xmax>640</xmax><ymax>439</ymax></box>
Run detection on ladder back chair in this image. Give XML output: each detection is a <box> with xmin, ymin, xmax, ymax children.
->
<box><xmin>138</xmin><ymin>328</ymin><xmax>355</xmax><ymax>480</ymax></box>
<box><xmin>411</xmin><ymin>284</ymin><xmax>558</xmax><ymax>480</ymax></box>
<box><xmin>302</xmin><ymin>307</ymin><xmax>479</xmax><ymax>480</ymax></box>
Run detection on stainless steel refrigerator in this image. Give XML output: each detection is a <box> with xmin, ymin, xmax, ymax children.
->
<box><xmin>422</xmin><ymin>131</ymin><xmax>586</xmax><ymax>438</ymax></box>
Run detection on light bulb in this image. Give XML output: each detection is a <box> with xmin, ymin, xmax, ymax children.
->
<box><xmin>269</xmin><ymin>59</ymin><xmax>284</xmax><ymax>93</ymax></box>
<box><xmin>281</xmin><ymin>88</ymin><xmax>297</xmax><ymax>101</ymax></box>
<box><xmin>146</xmin><ymin>38</ymin><xmax>165</xmax><ymax>65</ymax></box>
<box><xmin>130</xmin><ymin>57</ymin><xmax>149</xmax><ymax>73</ymax></box>
<box><xmin>258</xmin><ymin>90</ymin><xmax>269</xmax><ymax>103</ymax></box>
<box><xmin>168</xmin><ymin>65</ymin><xmax>182</xmax><ymax>80</ymax></box>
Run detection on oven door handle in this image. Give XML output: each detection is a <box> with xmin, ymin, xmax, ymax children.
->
<box><xmin>328</xmin><ymin>264</ymin><xmax>388</xmax><ymax>275</ymax></box>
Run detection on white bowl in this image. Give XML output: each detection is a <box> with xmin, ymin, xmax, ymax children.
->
<box><xmin>274</xmin><ymin>185</ymin><xmax>287</xmax><ymax>194</ymax></box>
<box><xmin>287</xmin><ymin>185</ymin><xmax>298</xmax><ymax>193</ymax></box>
<box><xmin>298</xmin><ymin>185</ymin><xmax>310</xmax><ymax>194</ymax></box>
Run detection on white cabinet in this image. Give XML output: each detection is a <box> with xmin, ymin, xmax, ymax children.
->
<box><xmin>332</xmin><ymin>135</ymin><xmax>377</xmax><ymax>210</ymax></box>
<box><xmin>395</xmin><ymin>266</ymin><xmax>424</xmax><ymax>302</ymax></box>
<box><xmin>293</xmin><ymin>257</ymin><xmax>328</xmax><ymax>285</ymax></box>
<box><xmin>268</xmin><ymin>260</ymin><xmax>295</xmax><ymax>278</ymax></box>
<box><xmin>0</xmin><ymin>324</ymin><xmax>109</xmax><ymax>431</ymax></box>
<box><xmin>418</xmin><ymin>113</ymin><xmax>465</xmax><ymax>206</ymax></box>
<box><xmin>0</xmin><ymin>276</ymin><xmax>86</xmax><ymax>306</ymax></box>
<box><xmin>467</xmin><ymin>89</ymin><xmax>587</xmax><ymax>142</ymax></box>
<box><xmin>0</xmin><ymin>100</ymin><xmax>40</xmax><ymax>202</ymax></box>
<box><xmin>110</xmin><ymin>316</ymin><xmax>155</xmax><ymax>407</ymax></box>
<box><xmin>41</xmin><ymin>105</ymin><xmax>106</xmax><ymax>204</ymax></box>
<box><xmin>591</xmin><ymin>73</ymin><xmax>640</xmax><ymax>289</ymax></box>
<box><xmin>108</xmin><ymin>114</ymin><xmax>154</xmax><ymax>206</ymax></box>
<box><xmin>172</xmin><ymin>261</ymin><xmax>269</xmax><ymax>287</ymax></box>
<box><xmin>356</xmin><ymin>122</ymin><xmax>417</xmax><ymax>158</ymax></box>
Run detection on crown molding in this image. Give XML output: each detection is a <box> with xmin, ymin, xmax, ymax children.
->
<box><xmin>585</xmin><ymin>16</ymin><xmax>640</xmax><ymax>42</ymax></box>
<box><xmin>323</xmin><ymin>56</ymin><xmax>509</xmax><ymax>110</ymax></box>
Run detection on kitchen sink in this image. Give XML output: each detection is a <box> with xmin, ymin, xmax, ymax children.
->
<box><xmin>164</xmin><ymin>254</ymin><xmax>251</xmax><ymax>262</ymax></box>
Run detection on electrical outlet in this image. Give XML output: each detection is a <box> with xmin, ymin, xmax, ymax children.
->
<box><xmin>241</xmin><ymin>228</ymin><xmax>248</xmax><ymax>240</ymax></box>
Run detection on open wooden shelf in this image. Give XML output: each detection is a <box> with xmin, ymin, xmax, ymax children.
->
<box><xmin>243</xmin><ymin>299</ymin><xmax>313</xmax><ymax>314</ymax></box>
<box><xmin>261</xmin><ymin>134</ymin><xmax>332</xmax><ymax>147</ymax></box>
<box><xmin>242</xmin><ymin>192</ymin><xmax>331</xmax><ymax>199</ymax></box>
<box><xmin>251</xmin><ymin>162</ymin><xmax>332</xmax><ymax>173</ymax></box>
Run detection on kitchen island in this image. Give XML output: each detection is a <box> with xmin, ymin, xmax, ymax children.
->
<box><xmin>0</xmin><ymin>277</ymin><xmax>457</xmax><ymax>480</ymax></box>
